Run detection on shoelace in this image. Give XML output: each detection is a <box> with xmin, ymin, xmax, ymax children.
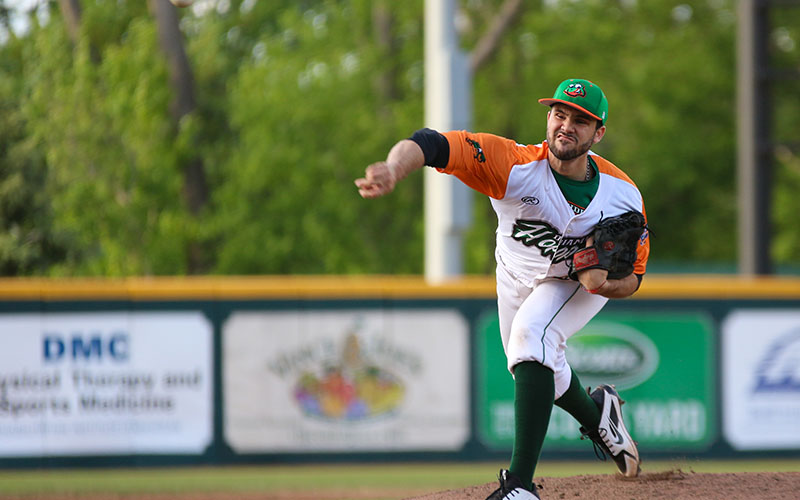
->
<box><xmin>497</xmin><ymin>472</ymin><xmax>522</xmax><ymax>498</ymax></box>
<box><xmin>580</xmin><ymin>429</ymin><xmax>609</xmax><ymax>462</ymax></box>
<box><xmin>589</xmin><ymin>438</ymin><xmax>609</xmax><ymax>461</ymax></box>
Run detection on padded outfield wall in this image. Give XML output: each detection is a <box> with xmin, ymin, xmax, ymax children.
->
<box><xmin>0</xmin><ymin>275</ymin><xmax>798</xmax><ymax>467</ymax></box>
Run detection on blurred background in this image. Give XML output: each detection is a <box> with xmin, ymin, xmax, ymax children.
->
<box><xmin>0</xmin><ymin>0</ymin><xmax>797</xmax><ymax>278</ymax></box>
<box><xmin>0</xmin><ymin>0</ymin><xmax>798</xmax><ymax>482</ymax></box>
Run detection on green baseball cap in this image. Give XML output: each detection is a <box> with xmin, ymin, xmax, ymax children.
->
<box><xmin>538</xmin><ymin>78</ymin><xmax>608</xmax><ymax>124</ymax></box>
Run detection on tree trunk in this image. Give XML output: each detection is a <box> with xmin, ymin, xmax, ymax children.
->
<box><xmin>470</xmin><ymin>0</ymin><xmax>525</xmax><ymax>73</ymax></box>
<box><xmin>372</xmin><ymin>1</ymin><xmax>399</xmax><ymax>117</ymax></box>
<box><xmin>57</xmin><ymin>0</ymin><xmax>100</xmax><ymax>62</ymax></box>
<box><xmin>150</xmin><ymin>0</ymin><xmax>209</xmax><ymax>272</ymax></box>
<box><xmin>57</xmin><ymin>0</ymin><xmax>82</xmax><ymax>45</ymax></box>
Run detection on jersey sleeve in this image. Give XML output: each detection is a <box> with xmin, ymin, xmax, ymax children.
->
<box><xmin>634</xmin><ymin>205</ymin><xmax>650</xmax><ymax>275</ymax></box>
<box><xmin>439</xmin><ymin>131</ymin><xmax>541</xmax><ymax>199</ymax></box>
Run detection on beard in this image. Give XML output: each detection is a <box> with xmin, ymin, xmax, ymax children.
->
<box><xmin>547</xmin><ymin>130</ymin><xmax>594</xmax><ymax>161</ymax></box>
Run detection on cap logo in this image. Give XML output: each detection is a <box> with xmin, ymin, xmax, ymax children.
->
<box><xmin>563</xmin><ymin>82</ymin><xmax>586</xmax><ymax>98</ymax></box>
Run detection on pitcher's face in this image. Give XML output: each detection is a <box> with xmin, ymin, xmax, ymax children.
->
<box><xmin>546</xmin><ymin>104</ymin><xmax>605</xmax><ymax>161</ymax></box>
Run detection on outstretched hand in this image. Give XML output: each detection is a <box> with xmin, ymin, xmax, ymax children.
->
<box><xmin>355</xmin><ymin>139</ymin><xmax>426</xmax><ymax>199</ymax></box>
<box><xmin>355</xmin><ymin>161</ymin><xmax>396</xmax><ymax>199</ymax></box>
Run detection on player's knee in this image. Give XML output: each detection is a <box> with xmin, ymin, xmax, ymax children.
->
<box><xmin>509</xmin><ymin>322</ymin><xmax>544</xmax><ymax>345</ymax></box>
<box><xmin>507</xmin><ymin>325</ymin><xmax>545</xmax><ymax>360</ymax></box>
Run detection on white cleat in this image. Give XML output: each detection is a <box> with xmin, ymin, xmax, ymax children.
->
<box><xmin>580</xmin><ymin>384</ymin><xmax>641</xmax><ymax>478</ymax></box>
<box><xmin>485</xmin><ymin>469</ymin><xmax>541</xmax><ymax>500</ymax></box>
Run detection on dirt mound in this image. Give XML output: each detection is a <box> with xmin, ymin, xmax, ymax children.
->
<box><xmin>405</xmin><ymin>470</ymin><xmax>800</xmax><ymax>500</ymax></box>
<box><xmin>3</xmin><ymin>471</ymin><xmax>798</xmax><ymax>500</ymax></box>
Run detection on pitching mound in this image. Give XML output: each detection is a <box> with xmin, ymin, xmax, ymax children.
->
<box><xmin>2</xmin><ymin>470</ymin><xmax>798</xmax><ymax>500</ymax></box>
<box><xmin>405</xmin><ymin>470</ymin><xmax>800</xmax><ymax>500</ymax></box>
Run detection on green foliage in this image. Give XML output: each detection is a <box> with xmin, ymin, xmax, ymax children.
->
<box><xmin>465</xmin><ymin>0</ymin><xmax>740</xmax><ymax>267</ymax></box>
<box><xmin>194</xmin><ymin>0</ymin><xmax>425</xmax><ymax>274</ymax></box>
<box><xmin>0</xmin><ymin>30</ymin><xmax>64</xmax><ymax>274</ymax></box>
<box><xmin>0</xmin><ymin>0</ymin><xmax>796</xmax><ymax>276</ymax></box>
<box><xmin>20</xmin><ymin>7</ymin><xmax>190</xmax><ymax>275</ymax></box>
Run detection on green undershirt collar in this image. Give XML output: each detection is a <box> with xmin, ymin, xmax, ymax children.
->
<box><xmin>550</xmin><ymin>157</ymin><xmax>599</xmax><ymax>215</ymax></box>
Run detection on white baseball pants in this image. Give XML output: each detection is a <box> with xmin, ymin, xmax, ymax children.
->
<box><xmin>496</xmin><ymin>262</ymin><xmax>609</xmax><ymax>399</ymax></box>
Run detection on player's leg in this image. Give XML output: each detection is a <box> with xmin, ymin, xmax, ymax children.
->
<box><xmin>506</xmin><ymin>360</ymin><xmax>552</xmax><ymax>492</ymax></box>
<box><xmin>495</xmin><ymin>262</ymin><xmax>531</xmax><ymax>356</ymax></box>
<box><xmin>551</xmin><ymin>294</ymin><xmax>641</xmax><ymax>477</ymax></box>
<box><xmin>486</xmin><ymin>265</ymin><xmax>543</xmax><ymax>499</ymax></box>
<box><xmin>494</xmin><ymin>278</ymin><xmax>606</xmax><ymax>496</ymax></box>
<box><xmin>554</xmin><ymin>368</ymin><xmax>600</xmax><ymax>430</ymax></box>
<box><xmin>505</xmin><ymin>279</ymin><xmax>608</xmax><ymax>392</ymax></box>
<box><xmin>583</xmin><ymin>384</ymin><xmax>641</xmax><ymax>477</ymax></box>
<box><xmin>486</xmin><ymin>265</ymin><xmax>540</xmax><ymax>500</ymax></box>
<box><xmin>557</xmin><ymin>375</ymin><xmax>641</xmax><ymax>477</ymax></box>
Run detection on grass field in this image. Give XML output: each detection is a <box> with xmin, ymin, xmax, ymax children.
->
<box><xmin>0</xmin><ymin>459</ymin><xmax>799</xmax><ymax>497</ymax></box>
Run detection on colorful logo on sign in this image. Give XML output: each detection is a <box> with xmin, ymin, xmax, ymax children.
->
<box><xmin>291</xmin><ymin>333</ymin><xmax>405</xmax><ymax>421</ymax></box>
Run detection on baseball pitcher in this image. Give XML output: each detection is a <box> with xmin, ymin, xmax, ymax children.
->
<box><xmin>356</xmin><ymin>78</ymin><xmax>650</xmax><ymax>500</ymax></box>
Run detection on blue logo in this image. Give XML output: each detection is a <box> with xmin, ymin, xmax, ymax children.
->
<box><xmin>752</xmin><ymin>329</ymin><xmax>800</xmax><ymax>394</ymax></box>
<box><xmin>43</xmin><ymin>332</ymin><xmax>130</xmax><ymax>363</ymax></box>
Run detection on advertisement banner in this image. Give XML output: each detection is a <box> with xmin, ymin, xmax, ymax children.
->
<box><xmin>0</xmin><ymin>312</ymin><xmax>213</xmax><ymax>456</ymax></box>
<box><xmin>223</xmin><ymin>309</ymin><xmax>469</xmax><ymax>452</ymax></box>
<box><xmin>722</xmin><ymin>309</ymin><xmax>800</xmax><ymax>450</ymax></box>
<box><xmin>477</xmin><ymin>311</ymin><xmax>715</xmax><ymax>452</ymax></box>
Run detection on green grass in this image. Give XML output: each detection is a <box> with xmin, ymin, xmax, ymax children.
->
<box><xmin>0</xmin><ymin>459</ymin><xmax>798</xmax><ymax>496</ymax></box>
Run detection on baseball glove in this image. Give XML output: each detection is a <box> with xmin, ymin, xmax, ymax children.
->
<box><xmin>568</xmin><ymin>210</ymin><xmax>647</xmax><ymax>280</ymax></box>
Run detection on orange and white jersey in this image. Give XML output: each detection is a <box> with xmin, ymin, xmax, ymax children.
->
<box><xmin>439</xmin><ymin>130</ymin><xmax>650</xmax><ymax>286</ymax></box>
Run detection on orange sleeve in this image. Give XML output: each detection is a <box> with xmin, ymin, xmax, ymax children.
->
<box><xmin>633</xmin><ymin>210</ymin><xmax>650</xmax><ymax>275</ymax></box>
<box><xmin>438</xmin><ymin>131</ymin><xmax>546</xmax><ymax>199</ymax></box>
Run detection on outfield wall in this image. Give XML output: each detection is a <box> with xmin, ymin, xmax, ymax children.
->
<box><xmin>0</xmin><ymin>275</ymin><xmax>798</xmax><ymax>467</ymax></box>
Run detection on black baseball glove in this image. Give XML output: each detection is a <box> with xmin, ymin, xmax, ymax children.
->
<box><xmin>568</xmin><ymin>210</ymin><xmax>647</xmax><ymax>280</ymax></box>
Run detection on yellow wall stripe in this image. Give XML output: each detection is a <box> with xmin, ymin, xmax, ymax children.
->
<box><xmin>0</xmin><ymin>275</ymin><xmax>798</xmax><ymax>300</ymax></box>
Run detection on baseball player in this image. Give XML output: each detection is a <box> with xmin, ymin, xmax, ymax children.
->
<box><xmin>355</xmin><ymin>78</ymin><xmax>649</xmax><ymax>500</ymax></box>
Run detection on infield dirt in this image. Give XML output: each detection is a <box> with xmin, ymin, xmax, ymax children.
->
<box><xmin>1</xmin><ymin>470</ymin><xmax>799</xmax><ymax>500</ymax></box>
<box><xmin>407</xmin><ymin>470</ymin><xmax>800</xmax><ymax>500</ymax></box>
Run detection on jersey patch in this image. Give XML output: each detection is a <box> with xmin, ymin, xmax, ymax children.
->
<box><xmin>465</xmin><ymin>137</ymin><xmax>486</xmax><ymax>163</ymax></box>
<box><xmin>511</xmin><ymin>219</ymin><xmax>588</xmax><ymax>264</ymax></box>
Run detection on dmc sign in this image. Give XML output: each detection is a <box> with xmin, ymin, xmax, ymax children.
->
<box><xmin>43</xmin><ymin>333</ymin><xmax>129</xmax><ymax>362</ymax></box>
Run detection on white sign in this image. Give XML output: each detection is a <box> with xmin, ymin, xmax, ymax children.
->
<box><xmin>223</xmin><ymin>309</ymin><xmax>469</xmax><ymax>452</ymax></box>
<box><xmin>722</xmin><ymin>309</ymin><xmax>800</xmax><ymax>450</ymax></box>
<box><xmin>0</xmin><ymin>312</ymin><xmax>213</xmax><ymax>456</ymax></box>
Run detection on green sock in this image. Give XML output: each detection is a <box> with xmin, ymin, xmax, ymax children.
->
<box><xmin>554</xmin><ymin>369</ymin><xmax>601</xmax><ymax>430</ymax></box>
<box><xmin>508</xmin><ymin>361</ymin><xmax>554</xmax><ymax>490</ymax></box>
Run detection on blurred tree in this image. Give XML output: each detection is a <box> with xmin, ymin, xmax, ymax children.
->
<box><xmin>150</xmin><ymin>0</ymin><xmax>209</xmax><ymax>272</ymax></box>
<box><xmin>768</xmin><ymin>5</ymin><xmax>800</xmax><ymax>268</ymax></box>
<box><xmin>20</xmin><ymin>1</ymin><xmax>194</xmax><ymax>275</ymax></box>
<box><xmin>461</xmin><ymin>0</ymin><xmax>739</xmax><ymax>272</ymax></box>
<box><xmin>203</xmin><ymin>0</ymin><xmax>426</xmax><ymax>274</ymax></box>
<box><xmin>57</xmin><ymin>0</ymin><xmax>82</xmax><ymax>45</ymax></box>
<box><xmin>0</xmin><ymin>26</ymin><xmax>66</xmax><ymax>274</ymax></box>
<box><xmin>0</xmin><ymin>0</ymin><xmax>795</xmax><ymax>276</ymax></box>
